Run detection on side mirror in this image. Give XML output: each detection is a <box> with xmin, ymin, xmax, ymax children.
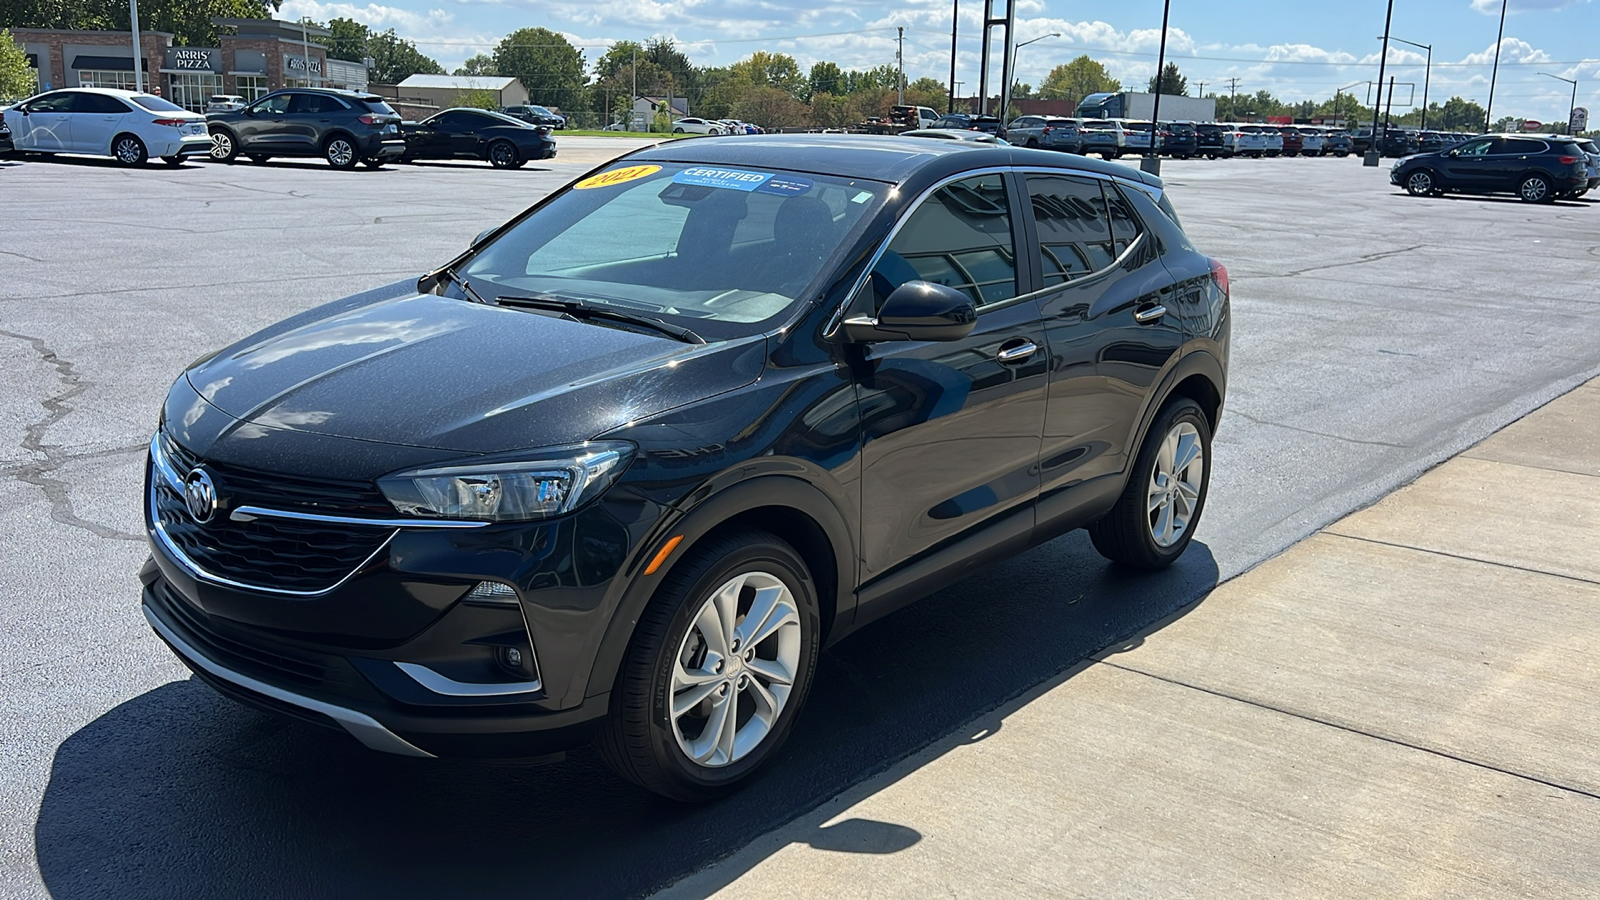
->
<box><xmin>841</xmin><ymin>281</ymin><xmax>977</xmax><ymax>343</ymax></box>
<box><xmin>470</xmin><ymin>228</ymin><xmax>495</xmax><ymax>249</ymax></box>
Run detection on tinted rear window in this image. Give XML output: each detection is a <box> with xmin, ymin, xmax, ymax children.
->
<box><xmin>360</xmin><ymin>99</ymin><xmax>399</xmax><ymax>116</ymax></box>
<box><xmin>1196</xmin><ymin>124</ymin><xmax>1222</xmax><ymax>133</ymax></box>
<box><xmin>131</xmin><ymin>95</ymin><xmax>186</xmax><ymax>112</ymax></box>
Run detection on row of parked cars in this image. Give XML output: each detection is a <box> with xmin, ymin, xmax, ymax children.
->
<box><xmin>999</xmin><ymin>117</ymin><xmax>1368</xmax><ymax>160</ymax></box>
<box><xmin>1</xmin><ymin>86</ymin><xmax>561</xmax><ymax>170</ymax></box>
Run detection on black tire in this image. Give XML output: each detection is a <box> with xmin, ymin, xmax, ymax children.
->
<box><xmin>209</xmin><ymin>128</ymin><xmax>238</xmax><ymax>163</ymax></box>
<box><xmin>1026</xmin><ymin>138</ymin><xmax>1040</xmax><ymax>148</ymax></box>
<box><xmin>672</xmin><ymin>127</ymin><xmax>685</xmax><ymax>134</ymax></box>
<box><xmin>1519</xmin><ymin>174</ymin><xmax>1553</xmax><ymax>203</ymax></box>
<box><xmin>248</xmin><ymin>154</ymin><xmax>271</xmax><ymax>164</ymax></box>
<box><xmin>1405</xmin><ymin>168</ymin><xmax>1437</xmax><ymax>197</ymax></box>
<box><xmin>111</xmin><ymin>133</ymin><xmax>147</xmax><ymax>166</ymax></box>
<box><xmin>324</xmin><ymin>134</ymin><xmax>358</xmax><ymax>169</ymax></box>
<box><xmin>1089</xmin><ymin>397</ymin><xmax>1212</xmax><ymax>570</ymax></box>
<box><xmin>161</xmin><ymin>155</ymin><xmax>182</xmax><ymax>167</ymax></box>
<box><xmin>487</xmin><ymin>140</ymin><xmax>520</xmax><ymax>169</ymax></box>
<box><xmin>596</xmin><ymin>526</ymin><xmax>821</xmax><ymax>802</ymax></box>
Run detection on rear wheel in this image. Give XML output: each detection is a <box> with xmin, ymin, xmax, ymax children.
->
<box><xmin>324</xmin><ymin>135</ymin><xmax>358</xmax><ymax>169</ymax></box>
<box><xmin>1519</xmin><ymin>173</ymin><xmax>1553</xmax><ymax>203</ymax></box>
<box><xmin>1025</xmin><ymin>138</ymin><xmax>1040</xmax><ymax>148</ymax></box>
<box><xmin>209</xmin><ymin>129</ymin><xmax>237</xmax><ymax>162</ymax></box>
<box><xmin>1405</xmin><ymin>169</ymin><xmax>1437</xmax><ymax>196</ymax></box>
<box><xmin>487</xmin><ymin>140</ymin><xmax>520</xmax><ymax>169</ymax></box>
<box><xmin>596</xmin><ymin>527</ymin><xmax>821</xmax><ymax>801</ymax></box>
<box><xmin>112</xmin><ymin>134</ymin><xmax>147</xmax><ymax>166</ymax></box>
<box><xmin>1090</xmin><ymin>398</ymin><xmax>1212</xmax><ymax>570</ymax></box>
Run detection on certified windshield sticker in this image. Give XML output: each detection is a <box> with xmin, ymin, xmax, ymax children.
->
<box><xmin>673</xmin><ymin>167</ymin><xmax>773</xmax><ymax>192</ymax></box>
<box><xmin>755</xmin><ymin>176</ymin><xmax>814</xmax><ymax>197</ymax></box>
<box><xmin>574</xmin><ymin>164</ymin><xmax>661</xmax><ymax>189</ymax></box>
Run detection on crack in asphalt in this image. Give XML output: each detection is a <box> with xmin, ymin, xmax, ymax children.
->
<box><xmin>0</xmin><ymin>249</ymin><xmax>47</xmax><ymax>264</ymax></box>
<box><xmin>0</xmin><ymin>328</ymin><xmax>143</xmax><ymax>542</ymax></box>
<box><xmin>1269</xmin><ymin>244</ymin><xmax>1427</xmax><ymax>279</ymax></box>
<box><xmin>1225</xmin><ymin>408</ymin><xmax>1413</xmax><ymax>448</ymax></box>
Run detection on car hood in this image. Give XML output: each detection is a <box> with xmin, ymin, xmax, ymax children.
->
<box><xmin>184</xmin><ymin>293</ymin><xmax>766</xmax><ymax>454</ymax></box>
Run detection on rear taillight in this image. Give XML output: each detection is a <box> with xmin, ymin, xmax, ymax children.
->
<box><xmin>151</xmin><ymin>118</ymin><xmax>189</xmax><ymax>127</ymax></box>
<box><xmin>1042</xmin><ymin>125</ymin><xmax>1053</xmax><ymax>134</ymax></box>
<box><xmin>1210</xmin><ymin>259</ymin><xmax>1230</xmax><ymax>297</ymax></box>
<box><xmin>357</xmin><ymin>114</ymin><xmax>384</xmax><ymax>126</ymax></box>
<box><xmin>1558</xmin><ymin>155</ymin><xmax>1579</xmax><ymax>165</ymax></box>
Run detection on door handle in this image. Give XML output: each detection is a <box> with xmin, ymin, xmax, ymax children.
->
<box><xmin>1133</xmin><ymin>304</ymin><xmax>1168</xmax><ymax>324</ymax></box>
<box><xmin>995</xmin><ymin>339</ymin><xmax>1038</xmax><ymax>364</ymax></box>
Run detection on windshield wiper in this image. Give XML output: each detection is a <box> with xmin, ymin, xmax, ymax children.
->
<box><xmin>494</xmin><ymin>293</ymin><xmax>704</xmax><ymax>344</ymax></box>
<box><xmin>439</xmin><ymin>267</ymin><xmax>489</xmax><ymax>305</ymax></box>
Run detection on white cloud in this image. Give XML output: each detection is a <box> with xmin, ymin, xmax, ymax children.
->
<box><xmin>1470</xmin><ymin>0</ymin><xmax>1592</xmax><ymax>13</ymax></box>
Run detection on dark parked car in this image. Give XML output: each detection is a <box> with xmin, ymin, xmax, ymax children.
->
<box><xmin>141</xmin><ymin>135</ymin><xmax>1229</xmax><ymax>801</ymax></box>
<box><xmin>1391</xmin><ymin>133</ymin><xmax>1590</xmax><ymax>202</ymax></box>
<box><xmin>1161</xmin><ymin>122</ymin><xmax>1198</xmax><ymax>159</ymax></box>
<box><xmin>1416</xmin><ymin>131</ymin><xmax>1447</xmax><ymax>154</ymax></box>
<box><xmin>1194</xmin><ymin>123</ymin><xmax>1225</xmax><ymax>159</ymax></box>
<box><xmin>500</xmin><ymin>105</ymin><xmax>566</xmax><ymax>128</ymax></box>
<box><xmin>0</xmin><ymin>104</ymin><xmax>12</xmax><ymax>155</ymax></box>
<box><xmin>401</xmin><ymin>107</ymin><xmax>556</xmax><ymax>168</ymax></box>
<box><xmin>207</xmin><ymin>89</ymin><xmax>405</xmax><ymax>168</ymax></box>
<box><xmin>1352</xmin><ymin>128</ymin><xmax>1374</xmax><ymax>155</ymax></box>
<box><xmin>1378</xmin><ymin>127</ymin><xmax>1418</xmax><ymax>158</ymax></box>
<box><xmin>931</xmin><ymin>113</ymin><xmax>1004</xmax><ymax>137</ymax></box>
<box><xmin>1005</xmin><ymin>115</ymin><xmax>1083</xmax><ymax>153</ymax></box>
<box><xmin>1323</xmin><ymin>130</ymin><xmax>1354</xmax><ymax>157</ymax></box>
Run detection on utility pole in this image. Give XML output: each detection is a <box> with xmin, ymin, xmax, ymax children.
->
<box><xmin>129</xmin><ymin>0</ymin><xmax>143</xmax><ymax>92</ymax></box>
<box><xmin>1227</xmin><ymin>77</ymin><xmax>1239</xmax><ymax>117</ymax></box>
<box><xmin>632</xmin><ymin>47</ymin><xmax>637</xmax><ymax>131</ymax></box>
<box><xmin>1196</xmin><ymin>80</ymin><xmax>1206</xmax><ymax>99</ymax></box>
<box><xmin>1485</xmin><ymin>0</ymin><xmax>1508</xmax><ymax>131</ymax></box>
<box><xmin>1367</xmin><ymin>0</ymin><xmax>1394</xmax><ymax>167</ymax></box>
<box><xmin>897</xmin><ymin>27</ymin><xmax>905</xmax><ymax>106</ymax></box>
<box><xmin>948</xmin><ymin>0</ymin><xmax>959</xmax><ymax>114</ymax></box>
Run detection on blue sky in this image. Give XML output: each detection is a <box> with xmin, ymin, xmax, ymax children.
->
<box><xmin>277</xmin><ymin>0</ymin><xmax>1600</xmax><ymax>123</ymax></box>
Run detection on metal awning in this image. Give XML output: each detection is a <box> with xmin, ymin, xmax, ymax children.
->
<box><xmin>71</xmin><ymin>55</ymin><xmax>151</xmax><ymax>71</ymax></box>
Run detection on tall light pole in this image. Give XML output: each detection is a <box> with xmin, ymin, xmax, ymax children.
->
<box><xmin>1484</xmin><ymin>0</ymin><xmax>1508</xmax><ymax>131</ymax></box>
<box><xmin>1388</xmin><ymin>36</ymin><xmax>1431</xmax><ymax>131</ymax></box>
<box><xmin>948</xmin><ymin>0</ymin><xmax>959</xmax><ymax>114</ymax></box>
<box><xmin>1367</xmin><ymin>0</ymin><xmax>1395</xmax><ymax>166</ymax></box>
<box><xmin>1001</xmin><ymin>32</ymin><xmax>1058</xmax><ymax>123</ymax></box>
<box><xmin>1336</xmin><ymin>81</ymin><xmax>1369</xmax><ymax>128</ymax></box>
<box><xmin>129</xmin><ymin>0</ymin><xmax>143</xmax><ymax>92</ymax></box>
<box><xmin>1539</xmin><ymin>72</ymin><xmax>1579</xmax><ymax>133</ymax></box>
<box><xmin>1143</xmin><ymin>0</ymin><xmax>1172</xmax><ymax>176</ymax></box>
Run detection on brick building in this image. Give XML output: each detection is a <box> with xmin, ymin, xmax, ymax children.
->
<box><xmin>9</xmin><ymin>18</ymin><xmax>368</xmax><ymax>113</ymax></box>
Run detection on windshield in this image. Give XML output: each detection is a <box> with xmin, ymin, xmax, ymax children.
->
<box><xmin>461</xmin><ymin>163</ymin><xmax>888</xmax><ymax>340</ymax></box>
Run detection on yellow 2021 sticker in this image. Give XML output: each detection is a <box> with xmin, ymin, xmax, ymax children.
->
<box><xmin>574</xmin><ymin>164</ymin><xmax>662</xmax><ymax>189</ymax></box>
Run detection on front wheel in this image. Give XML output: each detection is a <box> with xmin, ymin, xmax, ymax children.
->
<box><xmin>672</xmin><ymin>127</ymin><xmax>685</xmax><ymax>134</ymax></box>
<box><xmin>1090</xmin><ymin>398</ymin><xmax>1212</xmax><ymax>570</ymax></box>
<box><xmin>112</xmin><ymin>134</ymin><xmax>147</xmax><ymax>166</ymax></box>
<box><xmin>1519</xmin><ymin>174</ymin><xmax>1553</xmax><ymax>203</ymax></box>
<box><xmin>596</xmin><ymin>527</ymin><xmax>821</xmax><ymax>801</ymax></box>
<box><xmin>1405</xmin><ymin>169</ymin><xmax>1436</xmax><ymax>196</ymax></box>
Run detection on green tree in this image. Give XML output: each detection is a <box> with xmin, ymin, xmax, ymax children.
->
<box><xmin>1</xmin><ymin>29</ymin><xmax>38</xmax><ymax>100</ymax></box>
<box><xmin>451</xmin><ymin>87</ymin><xmax>498</xmax><ymax>110</ymax></box>
<box><xmin>7</xmin><ymin>0</ymin><xmax>280</xmax><ymax>47</ymax></box>
<box><xmin>317</xmin><ymin>17</ymin><xmax>368</xmax><ymax>62</ymax></box>
<box><xmin>905</xmin><ymin>76</ymin><xmax>947</xmax><ymax>109</ymax></box>
<box><xmin>844</xmin><ymin>64</ymin><xmax>899</xmax><ymax>94</ymax></box>
<box><xmin>1148</xmin><ymin>61</ymin><xmax>1187</xmax><ymax>96</ymax></box>
<box><xmin>366</xmin><ymin>28</ymin><xmax>443</xmax><ymax>84</ymax></box>
<box><xmin>1436</xmin><ymin>96</ymin><xmax>1487</xmax><ymax>131</ymax></box>
<box><xmin>808</xmin><ymin>61</ymin><xmax>843</xmax><ymax>98</ymax></box>
<box><xmin>732</xmin><ymin>84</ymin><xmax>808</xmax><ymax>130</ymax></box>
<box><xmin>492</xmin><ymin>26</ymin><xmax>586</xmax><ymax>110</ymax></box>
<box><xmin>1038</xmin><ymin>55</ymin><xmax>1121</xmax><ymax>104</ymax></box>
<box><xmin>727</xmin><ymin>51</ymin><xmax>805</xmax><ymax>100</ymax></box>
<box><xmin>454</xmin><ymin>54</ymin><xmax>495</xmax><ymax>76</ymax></box>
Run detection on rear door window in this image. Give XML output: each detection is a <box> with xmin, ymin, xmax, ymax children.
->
<box><xmin>1025</xmin><ymin>174</ymin><xmax>1117</xmax><ymax>284</ymax></box>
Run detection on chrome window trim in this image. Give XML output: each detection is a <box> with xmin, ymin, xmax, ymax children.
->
<box><xmin>143</xmin><ymin>603</ymin><xmax>435</xmax><ymax>758</ymax></box>
<box><xmin>826</xmin><ymin>165</ymin><xmax>1157</xmax><ymax>336</ymax></box>
<box><xmin>394</xmin><ymin>662</ymin><xmax>543</xmax><ymax>698</ymax></box>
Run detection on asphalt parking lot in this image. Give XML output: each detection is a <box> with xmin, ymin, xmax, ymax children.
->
<box><xmin>2</xmin><ymin>143</ymin><xmax>1599</xmax><ymax>899</ymax></box>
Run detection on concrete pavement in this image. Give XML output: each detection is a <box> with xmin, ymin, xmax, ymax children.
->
<box><xmin>658</xmin><ymin>379</ymin><xmax>1600</xmax><ymax>899</ymax></box>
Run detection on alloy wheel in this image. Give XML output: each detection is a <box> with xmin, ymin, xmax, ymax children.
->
<box><xmin>1407</xmin><ymin>171</ymin><xmax>1434</xmax><ymax>196</ymax></box>
<box><xmin>489</xmin><ymin>142</ymin><xmax>516</xmax><ymax>168</ymax></box>
<box><xmin>326</xmin><ymin>139</ymin><xmax>355</xmax><ymax>168</ymax></box>
<box><xmin>1520</xmin><ymin>176</ymin><xmax>1549</xmax><ymax>203</ymax></box>
<box><xmin>668</xmin><ymin>571</ymin><xmax>801</xmax><ymax>768</ymax></box>
<box><xmin>210</xmin><ymin>132</ymin><xmax>233</xmax><ymax>160</ymax></box>
<box><xmin>115</xmin><ymin>137</ymin><xmax>144</xmax><ymax>165</ymax></box>
<box><xmin>1147</xmin><ymin>421</ymin><xmax>1204</xmax><ymax>548</ymax></box>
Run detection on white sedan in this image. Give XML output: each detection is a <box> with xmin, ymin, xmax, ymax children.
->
<box><xmin>7</xmin><ymin>87</ymin><xmax>211</xmax><ymax>166</ymax></box>
<box><xmin>671</xmin><ymin>117</ymin><xmax>727</xmax><ymax>135</ymax></box>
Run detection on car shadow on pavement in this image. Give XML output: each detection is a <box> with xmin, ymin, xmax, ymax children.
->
<box><xmin>401</xmin><ymin>161</ymin><xmax>553</xmax><ymax>172</ymax></box>
<box><xmin>34</xmin><ymin>532</ymin><xmax>1217</xmax><ymax>900</ymax></box>
<box><xmin>1393</xmin><ymin>190</ymin><xmax>1593</xmax><ymax>208</ymax></box>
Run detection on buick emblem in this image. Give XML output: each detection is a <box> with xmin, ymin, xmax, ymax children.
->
<box><xmin>183</xmin><ymin>468</ymin><xmax>218</xmax><ymax>524</ymax></box>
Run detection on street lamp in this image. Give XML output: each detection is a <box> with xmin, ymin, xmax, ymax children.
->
<box><xmin>1367</xmin><ymin>0</ymin><xmax>1395</xmax><ymax>167</ymax></box>
<box><xmin>1001</xmin><ymin>33</ymin><xmax>1059</xmax><ymax>123</ymax></box>
<box><xmin>1386</xmin><ymin>36</ymin><xmax>1431</xmax><ymax>132</ymax></box>
<box><xmin>1143</xmin><ymin>0</ymin><xmax>1173</xmax><ymax>176</ymax></box>
<box><xmin>1485</xmin><ymin>0</ymin><xmax>1508</xmax><ymax>131</ymax></box>
<box><xmin>1539</xmin><ymin>72</ymin><xmax>1579</xmax><ymax>134</ymax></box>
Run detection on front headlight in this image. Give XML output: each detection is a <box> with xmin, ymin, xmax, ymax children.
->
<box><xmin>378</xmin><ymin>443</ymin><xmax>633</xmax><ymax>522</ymax></box>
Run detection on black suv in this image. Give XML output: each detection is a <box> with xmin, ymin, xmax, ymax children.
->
<box><xmin>1391</xmin><ymin>133</ymin><xmax>1590</xmax><ymax>202</ymax></box>
<box><xmin>207</xmin><ymin>89</ymin><xmax>405</xmax><ymax>168</ymax></box>
<box><xmin>1194</xmin><ymin>123</ymin><xmax>1225</xmax><ymax>159</ymax></box>
<box><xmin>141</xmin><ymin>136</ymin><xmax>1229</xmax><ymax>800</ymax></box>
<box><xmin>1161</xmin><ymin>122</ymin><xmax>1198</xmax><ymax>159</ymax></box>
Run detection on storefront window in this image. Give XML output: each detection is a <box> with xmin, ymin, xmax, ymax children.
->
<box><xmin>167</xmin><ymin>72</ymin><xmax>223</xmax><ymax>112</ymax></box>
<box><xmin>236</xmin><ymin>75</ymin><xmax>269</xmax><ymax>102</ymax></box>
<box><xmin>79</xmin><ymin>70</ymin><xmax>140</xmax><ymax>90</ymax></box>
<box><xmin>285</xmin><ymin>78</ymin><xmax>319</xmax><ymax>89</ymax></box>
